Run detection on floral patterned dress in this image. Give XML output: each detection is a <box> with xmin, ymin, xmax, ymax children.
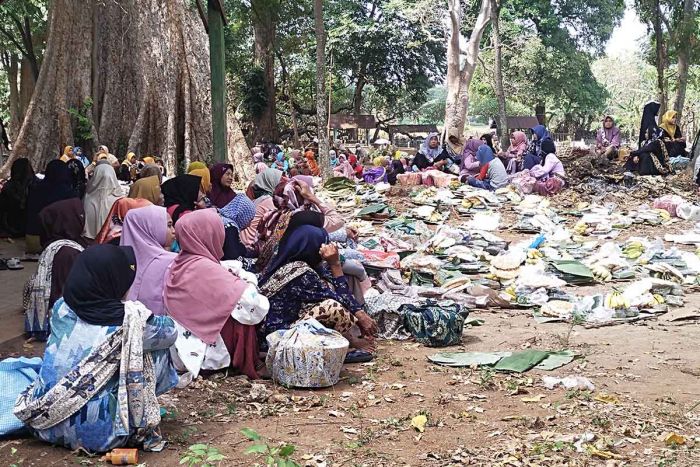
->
<box><xmin>26</xmin><ymin>299</ymin><xmax>178</xmax><ymax>453</ymax></box>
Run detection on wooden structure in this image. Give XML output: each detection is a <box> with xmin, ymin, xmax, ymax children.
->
<box><xmin>387</xmin><ymin>124</ymin><xmax>438</xmax><ymax>139</ymax></box>
<box><xmin>507</xmin><ymin>116</ymin><xmax>539</xmax><ymax>131</ymax></box>
<box><xmin>329</xmin><ymin>114</ymin><xmax>377</xmax><ymax>144</ymax></box>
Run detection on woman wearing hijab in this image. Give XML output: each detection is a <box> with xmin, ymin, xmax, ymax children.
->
<box><xmin>466</xmin><ymin>145</ymin><xmax>508</xmax><ymax>191</ymax></box>
<box><xmin>138</xmin><ymin>163</ymin><xmax>163</xmax><ymax>182</ymax></box>
<box><xmin>25</xmin><ymin>160</ymin><xmax>76</xmax><ymax>255</ymax></box>
<box><xmin>0</xmin><ymin>158</ymin><xmax>35</xmax><ymax>237</ymax></box>
<box><xmin>120</xmin><ymin>205</ymin><xmax>176</xmax><ymax>315</ymax></box>
<box><xmin>161</xmin><ymin>174</ymin><xmax>204</xmax><ymax>224</ymax></box>
<box><xmin>459</xmin><ymin>139</ymin><xmax>483</xmax><ymax>182</ymax></box>
<box><xmin>118</xmin><ymin>152</ymin><xmax>137</xmax><ymax>182</ymax></box>
<box><xmin>72</xmin><ymin>146</ymin><xmax>90</xmax><ymax>167</ymax></box>
<box><xmin>333</xmin><ymin>154</ymin><xmax>355</xmax><ymax>179</ymax></box>
<box><xmin>189</xmin><ymin>167</ymin><xmax>212</xmax><ymax>195</ymax></box>
<box><xmin>595</xmin><ymin>116</ymin><xmax>622</xmax><ymax>160</ymax></box>
<box><xmin>480</xmin><ymin>133</ymin><xmax>495</xmax><ymax>152</ymax></box>
<box><xmin>386</xmin><ymin>158</ymin><xmax>405</xmax><ymax>185</ymax></box>
<box><xmin>272</xmin><ymin>152</ymin><xmax>289</xmax><ymax>173</ymax></box>
<box><xmin>59</xmin><ymin>146</ymin><xmax>73</xmax><ymax>162</ymax></box>
<box><xmin>66</xmin><ymin>158</ymin><xmax>87</xmax><ymax>199</ymax></box>
<box><xmin>638</xmin><ymin>101</ymin><xmax>661</xmax><ymax>148</ymax></box>
<box><xmin>412</xmin><ymin>132</ymin><xmax>452</xmax><ymax>171</ymax></box>
<box><xmin>524</xmin><ymin>125</ymin><xmax>553</xmax><ymax>169</ymax></box>
<box><xmin>500</xmin><ymin>131</ymin><xmax>529</xmax><ymax>174</ymax></box>
<box><xmin>15</xmin><ymin>245</ymin><xmax>178</xmax><ymax>453</ymax></box>
<box><xmin>259</xmin><ymin>226</ymin><xmax>377</xmax><ymax>352</ymax></box>
<box><xmin>348</xmin><ymin>153</ymin><xmax>363</xmax><ymax>178</ymax></box>
<box><xmin>164</xmin><ymin>209</ymin><xmax>269</xmax><ymax>382</ymax></box>
<box><xmin>83</xmin><ymin>163</ymin><xmax>124</xmax><ymax>240</ymax></box>
<box><xmin>95</xmin><ymin>198</ymin><xmax>153</xmax><ymax>245</ymax></box>
<box><xmin>24</xmin><ymin>199</ymin><xmax>86</xmax><ymax>340</ymax></box>
<box><xmin>530</xmin><ymin>140</ymin><xmax>566</xmax><ymax>196</ymax></box>
<box><xmin>362</xmin><ymin>157</ymin><xmax>388</xmax><ymax>184</ymax></box>
<box><xmin>655</xmin><ymin>110</ymin><xmax>687</xmax><ymax>157</ymax></box>
<box><xmin>625</xmin><ymin>139</ymin><xmax>672</xmax><ymax>176</ymax></box>
<box><xmin>220</xmin><ymin>194</ymin><xmax>258</xmax><ymax>261</ymax></box>
<box><xmin>128</xmin><ymin>173</ymin><xmax>162</xmax><ymax>205</ymax></box>
<box><xmin>304</xmin><ymin>149</ymin><xmax>320</xmax><ymax>176</ymax></box>
<box><xmin>208</xmin><ymin>163</ymin><xmax>235</xmax><ymax>208</ymax></box>
<box><xmin>240</xmin><ymin>168</ymin><xmax>284</xmax><ymax>248</ymax></box>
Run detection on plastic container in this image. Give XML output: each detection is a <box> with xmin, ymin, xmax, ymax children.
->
<box><xmin>100</xmin><ymin>449</ymin><xmax>139</xmax><ymax>465</ymax></box>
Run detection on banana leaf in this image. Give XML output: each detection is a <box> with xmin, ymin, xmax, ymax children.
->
<box><xmin>324</xmin><ymin>176</ymin><xmax>356</xmax><ymax>192</ymax></box>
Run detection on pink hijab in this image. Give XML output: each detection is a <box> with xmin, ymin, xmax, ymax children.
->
<box><xmin>163</xmin><ymin>208</ymin><xmax>248</xmax><ymax>344</ymax></box>
<box><xmin>283</xmin><ymin>176</ymin><xmax>314</xmax><ymax>210</ymax></box>
<box><xmin>120</xmin><ymin>205</ymin><xmax>176</xmax><ymax>315</ymax></box>
<box><xmin>508</xmin><ymin>131</ymin><xmax>528</xmax><ymax>156</ymax></box>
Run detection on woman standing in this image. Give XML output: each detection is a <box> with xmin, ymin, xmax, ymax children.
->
<box><xmin>83</xmin><ymin>164</ymin><xmax>124</xmax><ymax>240</ymax></box>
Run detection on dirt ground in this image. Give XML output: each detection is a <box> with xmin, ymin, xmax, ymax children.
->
<box><xmin>2</xmin><ymin>179</ymin><xmax>700</xmax><ymax>466</ymax></box>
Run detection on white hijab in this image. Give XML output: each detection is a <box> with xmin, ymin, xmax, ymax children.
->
<box><xmin>83</xmin><ymin>164</ymin><xmax>123</xmax><ymax>239</ymax></box>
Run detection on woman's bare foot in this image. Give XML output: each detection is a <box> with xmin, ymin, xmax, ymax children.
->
<box><xmin>346</xmin><ymin>335</ymin><xmax>377</xmax><ymax>353</ymax></box>
<box><xmin>255</xmin><ymin>360</ymin><xmax>271</xmax><ymax>380</ymax></box>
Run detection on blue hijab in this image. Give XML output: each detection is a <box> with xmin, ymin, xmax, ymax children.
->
<box><xmin>219</xmin><ymin>193</ymin><xmax>256</xmax><ymax>231</ymax></box>
<box><xmin>261</xmin><ymin>225</ymin><xmax>328</xmax><ymax>284</ymax></box>
<box><xmin>476</xmin><ymin>145</ymin><xmax>495</xmax><ymax>166</ymax></box>
<box><xmin>531</xmin><ymin>125</ymin><xmax>551</xmax><ymax>141</ymax></box>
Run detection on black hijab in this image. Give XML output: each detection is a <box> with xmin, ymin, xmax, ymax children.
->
<box><xmin>639</xmin><ymin>101</ymin><xmax>661</xmax><ymax>147</ymax></box>
<box><xmin>39</xmin><ymin>198</ymin><xmax>86</xmax><ymax>248</ymax></box>
<box><xmin>480</xmin><ymin>133</ymin><xmax>495</xmax><ymax>152</ymax></box>
<box><xmin>284</xmin><ymin>210</ymin><xmax>325</xmax><ymax>240</ymax></box>
<box><xmin>66</xmin><ymin>159</ymin><xmax>87</xmax><ymax>199</ymax></box>
<box><xmin>25</xmin><ymin>160</ymin><xmax>76</xmax><ymax>235</ymax></box>
<box><xmin>2</xmin><ymin>158</ymin><xmax>34</xmax><ymax>204</ymax></box>
<box><xmin>63</xmin><ymin>245</ymin><xmax>137</xmax><ymax>326</ymax></box>
<box><xmin>540</xmin><ymin>139</ymin><xmax>557</xmax><ymax>165</ymax></box>
<box><xmin>161</xmin><ymin>174</ymin><xmax>201</xmax><ymax>223</ymax></box>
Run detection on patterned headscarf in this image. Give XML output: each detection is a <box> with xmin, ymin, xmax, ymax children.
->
<box><xmin>219</xmin><ymin>193</ymin><xmax>256</xmax><ymax>231</ymax></box>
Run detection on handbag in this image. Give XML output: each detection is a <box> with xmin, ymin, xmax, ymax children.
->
<box><xmin>401</xmin><ymin>300</ymin><xmax>469</xmax><ymax>347</ymax></box>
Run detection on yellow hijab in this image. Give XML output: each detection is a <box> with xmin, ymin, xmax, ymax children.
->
<box><xmin>142</xmin><ymin>156</ymin><xmax>155</xmax><ymax>165</ymax></box>
<box><xmin>659</xmin><ymin>110</ymin><xmax>677</xmax><ymax>138</ymax></box>
<box><xmin>60</xmin><ymin>146</ymin><xmax>73</xmax><ymax>162</ymax></box>
<box><xmin>128</xmin><ymin>175</ymin><xmax>162</xmax><ymax>205</ymax></box>
<box><xmin>187</xmin><ymin>161</ymin><xmax>207</xmax><ymax>173</ymax></box>
<box><xmin>189</xmin><ymin>168</ymin><xmax>212</xmax><ymax>193</ymax></box>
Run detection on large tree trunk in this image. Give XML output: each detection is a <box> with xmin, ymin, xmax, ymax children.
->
<box><xmin>226</xmin><ymin>111</ymin><xmax>255</xmax><ymax>187</ymax></box>
<box><xmin>673</xmin><ymin>0</ymin><xmax>695</xmax><ymax>121</ymax></box>
<box><xmin>444</xmin><ymin>0</ymin><xmax>492</xmax><ymax>141</ymax></box>
<box><xmin>2</xmin><ymin>0</ymin><xmax>213</xmax><ymax>176</ymax></box>
<box><xmin>490</xmin><ymin>0</ymin><xmax>508</xmax><ymax>150</ymax></box>
<box><xmin>653</xmin><ymin>0</ymin><xmax>668</xmax><ymax>115</ymax></box>
<box><xmin>7</xmin><ymin>55</ymin><xmax>21</xmax><ymax>141</ymax></box>
<box><xmin>19</xmin><ymin>57</ymin><xmax>35</xmax><ymax>123</ymax></box>
<box><xmin>313</xmin><ymin>0</ymin><xmax>331</xmax><ymax>179</ymax></box>
<box><xmin>251</xmin><ymin>0</ymin><xmax>279</xmax><ymax>143</ymax></box>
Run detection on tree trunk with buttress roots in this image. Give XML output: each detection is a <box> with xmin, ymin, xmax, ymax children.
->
<box><xmin>2</xmin><ymin>0</ymin><xmax>224</xmax><ymax>177</ymax></box>
<box><xmin>252</xmin><ymin>0</ymin><xmax>279</xmax><ymax>143</ymax></box>
<box><xmin>444</xmin><ymin>0</ymin><xmax>492</xmax><ymax>142</ymax></box>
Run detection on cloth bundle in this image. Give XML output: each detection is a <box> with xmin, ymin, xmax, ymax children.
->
<box><xmin>265</xmin><ymin>318</ymin><xmax>349</xmax><ymax>388</ymax></box>
<box><xmin>397</xmin><ymin>173</ymin><xmax>422</xmax><ymax>186</ymax></box>
<box><xmin>401</xmin><ymin>300</ymin><xmax>469</xmax><ymax>347</ymax></box>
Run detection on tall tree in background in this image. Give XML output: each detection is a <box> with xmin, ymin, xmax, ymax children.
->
<box><xmin>490</xmin><ymin>0</ymin><xmax>508</xmax><ymax>149</ymax></box>
<box><xmin>313</xmin><ymin>0</ymin><xmax>330</xmax><ymax>178</ymax></box>
<box><xmin>444</xmin><ymin>0</ymin><xmax>492</xmax><ymax>140</ymax></box>
<box><xmin>250</xmin><ymin>0</ymin><xmax>279</xmax><ymax>142</ymax></box>
<box><xmin>671</xmin><ymin>0</ymin><xmax>698</xmax><ymax>120</ymax></box>
<box><xmin>2</xmin><ymin>0</ymin><xmax>216</xmax><ymax>175</ymax></box>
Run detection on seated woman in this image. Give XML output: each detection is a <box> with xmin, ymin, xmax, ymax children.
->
<box><xmin>208</xmin><ymin>163</ymin><xmax>236</xmax><ymax>209</ymax></box>
<box><xmin>500</xmin><ymin>131</ymin><xmax>528</xmax><ymax>174</ymax></box>
<box><xmin>638</xmin><ymin>100</ymin><xmax>661</xmax><ymax>148</ymax></box>
<box><xmin>118</xmin><ymin>152</ymin><xmax>137</xmax><ymax>182</ymax></box>
<box><xmin>624</xmin><ymin>139</ymin><xmax>671</xmax><ymax>176</ymax></box>
<box><xmin>164</xmin><ymin>209</ymin><xmax>269</xmax><ymax>382</ymax></box>
<box><xmin>128</xmin><ymin>173</ymin><xmax>162</xmax><ymax>205</ymax></box>
<box><xmin>459</xmin><ymin>139</ymin><xmax>483</xmax><ymax>181</ymax></box>
<box><xmin>95</xmin><ymin>198</ymin><xmax>152</xmax><ymax>244</ymax></box>
<box><xmin>24</xmin><ymin>199</ymin><xmax>86</xmax><ymax>341</ymax></box>
<box><xmin>121</xmin><ymin>205</ymin><xmax>176</xmax><ymax>315</ymax></box>
<box><xmin>305</xmin><ymin>150</ymin><xmax>321</xmax><ymax>176</ymax></box>
<box><xmin>220</xmin><ymin>193</ymin><xmax>258</xmax><ymax>261</ymax></box>
<box><xmin>161</xmin><ymin>174</ymin><xmax>205</xmax><ymax>224</ymax></box>
<box><xmin>15</xmin><ymin>245</ymin><xmax>178</xmax><ymax>453</ymax></box>
<box><xmin>655</xmin><ymin>110</ymin><xmax>687</xmax><ymax>158</ymax></box>
<box><xmin>529</xmin><ymin>140</ymin><xmax>566</xmax><ymax>196</ymax></box>
<box><xmin>363</xmin><ymin>156</ymin><xmax>388</xmax><ymax>184</ymax></box>
<box><xmin>240</xmin><ymin>168</ymin><xmax>284</xmax><ymax>249</ymax></box>
<box><xmin>0</xmin><ymin>158</ymin><xmax>34</xmax><ymax>238</ymax></box>
<box><xmin>524</xmin><ymin>125</ymin><xmax>552</xmax><ymax>169</ymax></box>
<box><xmin>334</xmin><ymin>154</ymin><xmax>356</xmax><ymax>179</ymax></box>
<box><xmin>83</xmin><ymin>164</ymin><xmax>124</xmax><ymax>240</ymax></box>
<box><xmin>272</xmin><ymin>152</ymin><xmax>289</xmax><ymax>174</ymax></box>
<box><xmin>259</xmin><ymin>225</ymin><xmax>377</xmax><ymax>352</ymax></box>
<box><xmin>386</xmin><ymin>158</ymin><xmax>405</xmax><ymax>185</ymax></box>
<box><xmin>465</xmin><ymin>145</ymin><xmax>509</xmax><ymax>191</ymax></box>
<box><xmin>595</xmin><ymin>115</ymin><xmax>621</xmax><ymax>160</ymax></box>
<box><xmin>411</xmin><ymin>132</ymin><xmax>452</xmax><ymax>171</ymax></box>
<box><xmin>348</xmin><ymin>154</ymin><xmax>363</xmax><ymax>178</ymax></box>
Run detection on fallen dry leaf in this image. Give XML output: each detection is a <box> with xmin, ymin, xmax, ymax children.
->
<box><xmin>411</xmin><ymin>415</ymin><xmax>428</xmax><ymax>433</ymax></box>
<box><xmin>520</xmin><ymin>394</ymin><xmax>545</xmax><ymax>403</ymax></box>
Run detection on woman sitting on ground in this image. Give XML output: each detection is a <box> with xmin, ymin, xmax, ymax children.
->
<box><xmin>333</xmin><ymin>154</ymin><xmax>356</xmax><ymax>179</ymax></box>
<box><xmin>412</xmin><ymin>132</ymin><xmax>452</xmax><ymax>171</ymax></box>
<box><xmin>466</xmin><ymin>145</ymin><xmax>509</xmax><ymax>191</ymax></box>
<box><xmin>529</xmin><ymin>140</ymin><xmax>566</xmax><ymax>196</ymax></box>
<box><xmin>220</xmin><ymin>193</ymin><xmax>258</xmax><ymax>261</ymax></box>
<box><xmin>24</xmin><ymin>199</ymin><xmax>86</xmax><ymax>340</ymax></box>
<box><xmin>655</xmin><ymin>110</ymin><xmax>687</xmax><ymax>158</ymax></box>
<box><xmin>363</xmin><ymin>156</ymin><xmax>389</xmax><ymax>184</ymax></box>
<box><xmin>240</xmin><ymin>168</ymin><xmax>285</xmax><ymax>249</ymax></box>
<box><xmin>0</xmin><ymin>158</ymin><xmax>34</xmax><ymax>238</ymax></box>
<box><xmin>624</xmin><ymin>139</ymin><xmax>671</xmax><ymax>176</ymax></box>
<box><xmin>459</xmin><ymin>139</ymin><xmax>482</xmax><ymax>181</ymax></box>
<box><xmin>272</xmin><ymin>152</ymin><xmax>289</xmax><ymax>174</ymax></box>
<box><xmin>95</xmin><ymin>198</ymin><xmax>153</xmax><ymax>245</ymax></box>
<box><xmin>128</xmin><ymin>168</ymin><xmax>162</xmax><ymax>205</ymax></box>
<box><xmin>161</xmin><ymin>174</ymin><xmax>205</xmax><ymax>224</ymax></box>
<box><xmin>83</xmin><ymin>164</ymin><xmax>124</xmax><ymax>240</ymax></box>
<box><xmin>524</xmin><ymin>125</ymin><xmax>553</xmax><ymax>169</ymax></box>
<box><xmin>501</xmin><ymin>131</ymin><xmax>528</xmax><ymax>174</ymax></box>
<box><xmin>163</xmin><ymin>209</ymin><xmax>269</xmax><ymax>382</ymax></box>
<box><xmin>259</xmin><ymin>225</ymin><xmax>377</xmax><ymax>352</ymax></box>
<box><xmin>208</xmin><ymin>163</ymin><xmax>236</xmax><ymax>208</ymax></box>
<box><xmin>15</xmin><ymin>245</ymin><xmax>178</xmax><ymax>453</ymax></box>
<box><xmin>120</xmin><ymin>205</ymin><xmax>176</xmax><ymax>315</ymax></box>
<box><xmin>595</xmin><ymin>115</ymin><xmax>621</xmax><ymax>160</ymax></box>
<box><xmin>386</xmin><ymin>158</ymin><xmax>405</xmax><ymax>185</ymax></box>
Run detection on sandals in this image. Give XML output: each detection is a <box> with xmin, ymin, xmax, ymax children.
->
<box><xmin>6</xmin><ymin>258</ymin><xmax>23</xmax><ymax>270</ymax></box>
<box><xmin>344</xmin><ymin>349</ymin><xmax>374</xmax><ymax>364</ymax></box>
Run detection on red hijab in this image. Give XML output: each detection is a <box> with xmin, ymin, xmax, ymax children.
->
<box><xmin>163</xmin><ymin>208</ymin><xmax>248</xmax><ymax>344</ymax></box>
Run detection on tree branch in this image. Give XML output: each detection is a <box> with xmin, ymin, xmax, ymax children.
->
<box><xmin>0</xmin><ymin>25</ymin><xmax>27</xmax><ymax>57</ymax></box>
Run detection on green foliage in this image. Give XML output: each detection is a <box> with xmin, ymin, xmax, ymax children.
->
<box><xmin>179</xmin><ymin>444</ymin><xmax>226</xmax><ymax>467</ymax></box>
<box><xmin>66</xmin><ymin>98</ymin><xmax>94</xmax><ymax>143</ymax></box>
<box><xmin>241</xmin><ymin>428</ymin><xmax>300</xmax><ymax>467</ymax></box>
<box><xmin>239</xmin><ymin>66</ymin><xmax>269</xmax><ymax>120</ymax></box>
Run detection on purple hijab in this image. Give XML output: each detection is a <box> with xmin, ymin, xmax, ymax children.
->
<box><xmin>460</xmin><ymin>139</ymin><xmax>483</xmax><ymax>175</ymax></box>
<box><xmin>120</xmin><ymin>205</ymin><xmax>176</xmax><ymax>315</ymax></box>
<box><xmin>208</xmin><ymin>163</ymin><xmax>235</xmax><ymax>208</ymax></box>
